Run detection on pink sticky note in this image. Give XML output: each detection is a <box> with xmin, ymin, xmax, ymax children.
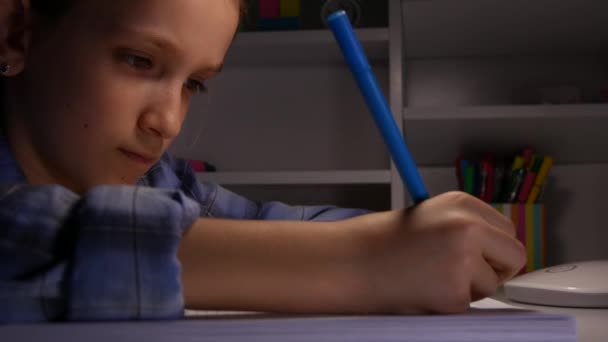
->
<box><xmin>259</xmin><ymin>0</ymin><xmax>280</xmax><ymax>18</ymax></box>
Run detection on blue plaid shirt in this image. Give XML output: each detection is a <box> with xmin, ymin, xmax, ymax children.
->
<box><xmin>0</xmin><ymin>138</ymin><xmax>369</xmax><ymax>323</ymax></box>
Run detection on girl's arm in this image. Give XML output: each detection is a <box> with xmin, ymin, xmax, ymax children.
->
<box><xmin>179</xmin><ymin>191</ymin><xmax>526</xmax><ymax>314</ymax></box>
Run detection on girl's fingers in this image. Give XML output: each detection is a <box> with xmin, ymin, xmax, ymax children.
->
<box><xmin>461</xmin><ymin>195</ymin><xmax>517</xmax><ymax>237</ymax></box>
<box><xmin>470</xmin><ymin>256</ymin><xmax>500</xmax><ymax>301</ymax></box>
<box><xmin>446</xmin><ymin>206</ymin><xmax>526</xmax><ymax>283</ymax></box>
<box><xmin>480</xmin><ymin>224</ymin><xmax>527</xmax><ymax>282</ymax></box>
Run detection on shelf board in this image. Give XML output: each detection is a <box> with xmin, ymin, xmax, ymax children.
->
<box><xmin>401</xmin><ymin>0</ymin><xmax>608</xmax><ymax>58</ymax></box>
<box><xmin>196</xmin><ymin>170</ymin><xmax>392</xmax><ymax>185</ymax></box>
<box><xmin>404</xmin><ymin>104</ymin><xmax>608</xmax><ymax>120</ymax></box>
<box><xmin>225</xmin><ymin>28</ymin><xmax>389</xmax><ymax>66</ymax></box>
<box><xmin>402</xmin><ymin>104</ymin><xmax>608</xmax><ymax>165</ymax></box>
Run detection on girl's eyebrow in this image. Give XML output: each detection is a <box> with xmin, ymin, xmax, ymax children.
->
<box><xmin>108</xmin><ymin>25</ymin><xmax>224</xmax><ymax>73</ymax></box>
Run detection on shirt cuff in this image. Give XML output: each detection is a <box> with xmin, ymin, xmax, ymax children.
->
<box><xmin>66</xmin><ymin>185</ymin><xmax>199</xmax><ymax>321</ymax></box>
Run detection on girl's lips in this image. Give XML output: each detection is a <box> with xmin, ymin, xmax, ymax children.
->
<box><xmin>120</xmin><ymin>149</ymin><xmax>156</xmax><ymax>166</ymax></box>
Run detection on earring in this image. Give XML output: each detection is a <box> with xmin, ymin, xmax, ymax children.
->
<box><xmin>0</xmin><ymin>63</ymin><xmax>10</xmax><ymax>75</ymax></box>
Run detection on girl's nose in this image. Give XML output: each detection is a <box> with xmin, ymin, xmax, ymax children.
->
<box><xmin>138</xmin><ymin>86</ymin><xmax>184</xmax><ymax>140</ymax></box>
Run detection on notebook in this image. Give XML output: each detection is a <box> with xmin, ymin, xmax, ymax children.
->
<box><xmin>1</xmin><ymin>299</ymin><xmax>576</xmax><ymax>342</ymax></box>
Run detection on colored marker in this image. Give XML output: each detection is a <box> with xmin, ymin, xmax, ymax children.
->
<box><xmin>481</xmin><ymin>158</ymin><xmax>495</xmax><ymax>202</ymax></box>
<box><xmin>527</xmin><ymin>156</ymin><xmax>554</xmax><ymax>203</ymax></box>
<box><xmin>507</xmin><ymin>168</ymin><xmax>526</xmax><ymax>203</ymax></box>
<box><xmin>517</xmin><ymin>170</ymin><xmax>536</xmax><ymax>203</ymax></box>
<box><xmin>491</xmin><ymin>161</ymin><xmax>505</xmax><ymax>202</ymax></box>
<box><xmin>464</xmin><ymin>162</ymin><xmax>474</xmax><ymax>195</ymax></box>
<box><xmin>327</xmin><ymin>11</ymin><xmax>429</xmax><ymax>203</ymax></box>
<box><xmin>521</xmin><ymin>147</ymin><xmax>534</xmax><ymax>167</ymax></box>
<box><xmin>518</xmin><ymin>155</ymin><xmax>541</xmax><ymax>203</ymax></box>
<box><xmin>511</xmin><ymin>155</ymin><xmax>525</xmax><ymax>170</ymax></box>
<box><xmin>455</xmin><ymin>155</ymin><xmax>464</xmax><ymax>191</ymax></box>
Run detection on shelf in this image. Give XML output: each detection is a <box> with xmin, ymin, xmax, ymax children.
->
<box><xmin>401</xmin><ymin>0</ymin><xmax>608</xmax><ymax>58</ymax></box>
<box><xmin>404</xmin><ymin>104</ymin><xmax>608</xmax><ymax>120</ymax></box>
<box><xmin>402</xmin><ymin>104</ymin><xmax>608</xmax><ymax>165</ymax></box>
<box><xmin>196</xmin><ymin>170</ymin><xmax>391</xmax><ymax>185</ymax></box>
<box><xmin>225</xmin><ymin>28</ymin><xmax>389</xmax><ymax>66</ymax></box>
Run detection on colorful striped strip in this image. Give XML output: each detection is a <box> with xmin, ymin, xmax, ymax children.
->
<box><xmin>525</xmin><ymin>203</ymin><xmax>534</xmax><ymax>272</ymax></box>
<box><xmin>541</xmin><ymin>205</ymin><xmax>546</xmax><ymax>267</ymax></box>
<box><xmin>532</xmin><ymin>204</ymin><xmax>541</xmax><ymax>270</ymax></box>
<box><xmin>492</xmin><ymin>203</ymin><xmax>545</xmax><ymax>273</ymax></box>
<box><xmin>259</xmin><ymin>0</ymin><xmax>280</xmax><ymax>18</ymax></box>
<box><xmin>280</xmin><ymin>0</ymin><xmax>300</xmax><ymax>17</ymax></box>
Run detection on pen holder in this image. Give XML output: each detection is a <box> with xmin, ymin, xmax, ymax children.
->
<box><xmin>492</xmin><ymin>203</ymin><xmax>545</xmax><ymax>273</ymax></box>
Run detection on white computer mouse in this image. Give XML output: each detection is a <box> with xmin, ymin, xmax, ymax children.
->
<box><xmin>504</xmin><ymin>260</ymin><xmax>608</xmax><ymax>308</ymax></box>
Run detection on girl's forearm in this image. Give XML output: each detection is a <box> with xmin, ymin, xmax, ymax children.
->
<box><xmin>177</xmin><ymin>217</ymin><xmax>371</xmax><ymax>313</ymax></box>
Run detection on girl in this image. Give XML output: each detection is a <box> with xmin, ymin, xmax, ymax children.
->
<box><xmin>0</xmin><ymin>0</ymin><xmax>525</xmax><ymax>323</ymax></box>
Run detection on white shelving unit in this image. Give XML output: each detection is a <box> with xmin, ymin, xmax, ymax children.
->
<box><xmin>392</xmin><ymin>0</ymin><xmax>608</xmax><ymax>263</ymax></box>
<box><xmin>403</xmin><ymin>104</ymin><xmax>608</xmax><ymax>165</ymax></box>
<box><xmin>401</xmin><ymin>0</ymin><xmax>608</xmax><ymax>58</ymax></box>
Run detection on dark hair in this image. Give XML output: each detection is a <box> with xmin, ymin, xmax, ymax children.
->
<box><xmin>30</xmin><ymin>0</ymin><xmax>73</xmax><ymax>17</ymax></box>
<box><xmin>1</xmin><ymin>0</ymin><xmax>72</xmax><ymax>130</ymax></box>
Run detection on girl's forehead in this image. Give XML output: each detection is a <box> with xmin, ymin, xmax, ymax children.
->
<box><xmin>65</xmin><ymin>0</ymin><xmax>239</xmax><ymax>61</ymax></box>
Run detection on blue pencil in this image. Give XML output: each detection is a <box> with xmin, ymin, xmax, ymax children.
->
<box><xmin>327</xmin><ymin>10</ymin><xmax>429</xmax><ymax>204</ymax></box>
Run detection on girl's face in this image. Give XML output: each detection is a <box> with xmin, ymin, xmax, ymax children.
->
<box><xmin>8</xmin><ymin>0</ymin><xmax>239</xmax><ymax>193</ymax></box>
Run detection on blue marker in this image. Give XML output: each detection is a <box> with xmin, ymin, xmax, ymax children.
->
<box><xmin>327</xmin><ymin>10</ymin><xmax>429</xmax><ymax>204</ymax></box>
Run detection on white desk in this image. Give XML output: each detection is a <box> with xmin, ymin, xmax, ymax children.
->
<box><xmin>495</xmin><ymin>290</ymin><xmax>608</xmax><ymax>342</ymax></box>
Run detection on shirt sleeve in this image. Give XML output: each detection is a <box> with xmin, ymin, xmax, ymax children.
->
<box><xmin>0</xmin><ymin>183</ymin><xmax>200</xmax><ymax>323</ymax></box>
<box><xmin>156</xmin><ymin>155</ymin><xmax>373</xmax><ymax>221</ymax></box>
<box><xmin>203</xmin><ymin>183</ymin><xmax>372</xmax><ymax>221</ymax></box>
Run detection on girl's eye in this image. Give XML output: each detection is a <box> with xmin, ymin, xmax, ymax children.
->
<box><xmin>184</xmin><ymin>79</ymin><xmax>208</xmax><ymax>94</ymax></box>
<box><xmin>124</xmin><ymin>53</ymin><xmax>153</xmax><ymax>70</ymax></box>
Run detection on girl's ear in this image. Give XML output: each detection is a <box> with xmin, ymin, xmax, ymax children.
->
<box><xmin>0</xmin><ymin>0</ymin><xmax>31</xmax><ymax>76</ymax></box>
